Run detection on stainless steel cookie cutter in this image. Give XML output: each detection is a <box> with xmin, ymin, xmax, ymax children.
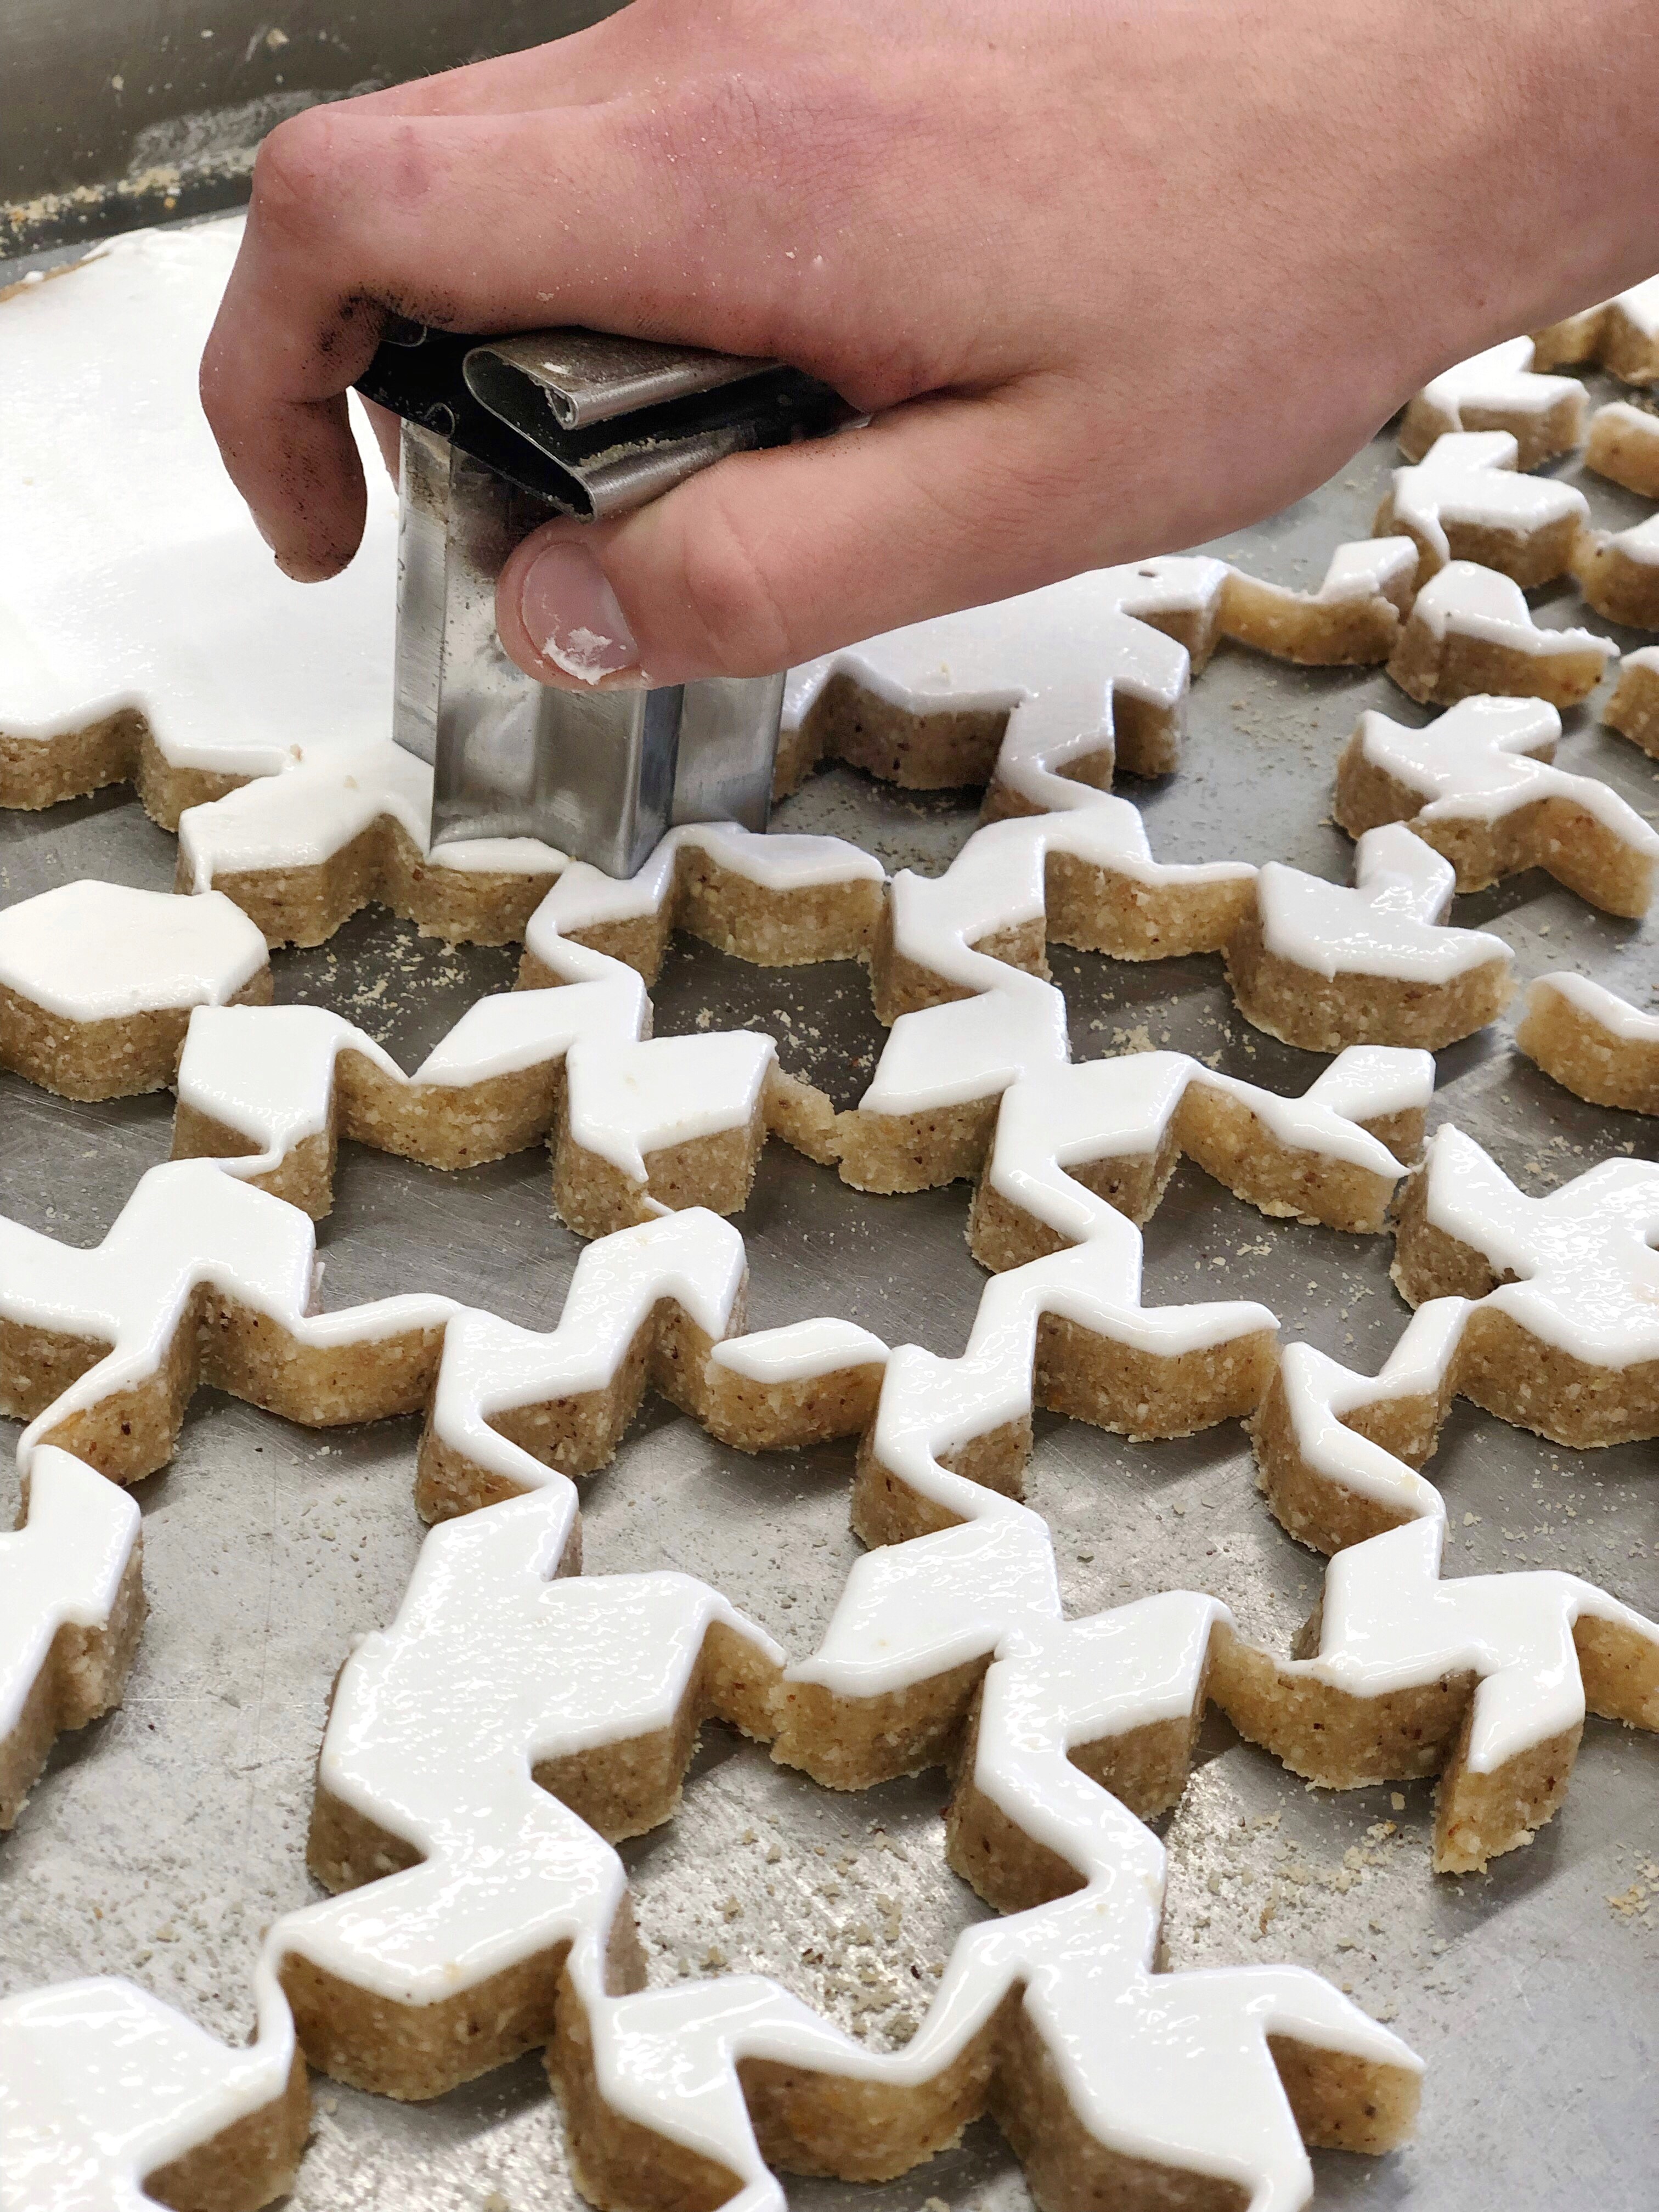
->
<box><xmin>357</xmin><ymin>323</ymin><xmax>850</xmax><ymax>876</ymax></box>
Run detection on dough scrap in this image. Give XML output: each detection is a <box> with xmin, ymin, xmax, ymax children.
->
<box><xmin>1531</xmin><ymin>276</ymin><xmax>1659</xmax><ymax>385</ymax></box>
<box><xmin>1583</xmin><ymin>399</ymin><xmax>1659</xmax><ymax>499</ymax></box>
<box><xmin>267</xmin><ymin>1483</ymin><xmax>1423</xmax><ymax>2208</ymax></box>
<box><xmin>1223</xmin><ymin>825</ymin><xmax>1515</xmax><ymax>1054</ymax></box>
<box><xmin>1571</xmin><ymin>510</ymin><xmax>1659</xmax><ymax>629</ymax></box>
<box><xmin>1386</xmin><ymin>561</ymin><xmax>1617</xmax><ymax>708</ymax></box>
<box><xmin>1603</xmin><ymin>644</ymin><xmax>1659</xmax><ymax>758</ymax></box>
<box><xmin>1373</xmin><ymin>430</ymin><xmax>1588</xmax><ymax>589</ymax></box>
<box><xmin>1333</xmin><ymin>695</ymin><xmax>1658</xmax><ymax>916</ymax></box>
<box><xmin>0</xmin><ymin>880</ymin><xmax>270</xmax><ymax>1101</ymax></box>
<box><xmin>1251</xmin><ymin>1127</ymin><xmax>1659</xmax><ymax>1506</ymax></box>
<box><xmin>0</xmin><ymin>1447</ymin><xmax>143</xmax><ymax>1833</ymax></box>
<box><xmin>1515</xmin><ymin>973</ymin><xmax>1659</xmax><ymax>1116</ymax></box>
<box><xmin>781</xmin><ymin>544</ymin><xmax>1418</xmax><ymax>820</ymax></box>
<box><xmin>1214</xmin><ymin>1513</ymin><xmax>1659</xmax><ymax>1874</ymax></box>
<box><xmin>1398</xmin><ymin>338</ymin><xmax>1588</xmax><ymax>469</ymax></box>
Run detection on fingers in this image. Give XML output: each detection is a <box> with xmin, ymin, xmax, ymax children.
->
<box><xmin>199</xmin><ymin>81</ymin><xmax>902</xmax><ymax>581</ymax></box>
<box><xmin>495</xmin><ymin>377</ymin><xmax>1090</xmax><ymax>687</ymax></box>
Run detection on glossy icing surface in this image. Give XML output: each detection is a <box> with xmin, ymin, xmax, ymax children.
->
<box><xmin>0</xmin><ymin>222</ymin><xmax>564</xmax><ymax>889</ymax></box>
<box><xmin>1355</xmin><ymin>696</ymin><xmax>1659</xmax><ymax>854</ymax></box>
<box><xmin>982</xmin><ymin>1044</ymin><xmax>1427</xmax><ymax>1246</ymax></box>
<box><xmin>1527</xmin><ymin>970</ymin><xmax>1659</xmax><ymax>1043</ymax></box>
<box><xmin>1407</xmin><ymin>561</ymin><xmax>1618</xmax><ymax>667</ymax></box>
<box><xmin>864</xmin><ymin>801</ymin><xmax>1253</xmax><ymax>1118</ymax></box>
<box><xmin>428</xmin><ymin>1210</ymin><xmax>750</xmax><ymax>1502</ymax></box>
<box><xmin>1407</xmin><ymin>1125</ymin><xmax>1659</xmax><ymax>1365</ymax></box>
<box><xmin>0</xmin><ymin>1448</ymin><xmax>139</xmax><ymax>1739</ymax></box>
<box><xmin>270</xmin><ymin>1489</ymin><xmax>780</xmax><ymax>2001</ymax></box>
<box><xmin>1257</xmin><ymin>823</ymin><xmax>1510</xmax><ymax>981</ymax></box>
<box><xmin>0</xmin><ymin>881</ymin><xmax>267</xmax><ymax>1021</ymax></box>
<box><xmin>0</xmin><ymin>1965</ymin><xmax>296</xmax><ymax>2211</ymax></box>
<box><xmin>0</xmin><ymin>1160</ymin><xmax>459</xmax><ymax>1477</ymax></box>
<box><xmin>1386</xmin><ymin>431</ymin><xmax>1587</xmax><ymax>567</ymax></box>
<box><xmin>783</xmin><ymin>557</ymin><xmax>1228</xmax><ymax>807</ymax></box>
<box><xmin>1410</xmin><ymin>337</ymin><xmax>1584</xmax><ymax>429</ymax></box>
<box><xmin>1296</xmin><ymin>1514</ymin><xmax>1655</xmax><ymax>1774</ymax></box>
<box><xmin>267</xmin><ymin>1484</ymin><xmax>1419</xmax><ymax>2209</ymax></box>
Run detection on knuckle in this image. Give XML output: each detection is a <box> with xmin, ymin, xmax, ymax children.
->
<box><xmin>249</xmin><ymin>106</ymin><xmax>345</xmax><ymax>240</ymax></box>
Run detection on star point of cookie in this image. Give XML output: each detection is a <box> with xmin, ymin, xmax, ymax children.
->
<box><xmin>1604</xmin><ymin>644</ymin><xmax>1659</xmax><ymax>758</ymax></box>
<box><xmin>170</xmin><ymin>969</ymin><xmax>835</xmax><ymax>1240</ymax></box>
<box><xmin>1252</xmin><ymin>1122</ymin><xmax>1659</xmax><ymax>1528</ymax></box>
<box><xmin>1516</xmin><ymin>972</ymin><xmax>1659</xmax><ymax>1116</ymax></box>
<box><xmin>0</xmin><ymin>879</ymin><xmax>270</xmax><ymax>1101</ymax></box>
<box><xmin>262</xmin><ymin>1485</ymin><xmax>1422</xmax><ymax>2203</ymax></box>
<box><xmin>0</xmin><ymin>1447</ymin><xmax>144</xmax><ymax>1833</ymax></box>
<box><xmin>1386</xmin><ymin>561</ymin><xmax>1617</xmax><ymax>708</ymax></box>
<box><xmin>1334</xmin><ymin>694</ymin><xmax>1658</xmax><ymax>917</ymax></box>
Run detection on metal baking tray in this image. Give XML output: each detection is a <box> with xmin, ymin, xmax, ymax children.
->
<box><xmin>0</xmin><ymin>225</ymin><xmax>1655</xmax><ymax>2211</ymax></box>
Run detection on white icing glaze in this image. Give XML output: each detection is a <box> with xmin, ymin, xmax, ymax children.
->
<box><xmin>862</xmin><ymin>802</ymin><xmax>1253</xmax><ymax>1119</ymax></box>
<box><xmin>981</xmin><ymin>1046</ymin><xmax>1426</xmax><ymax>1246</ymax></box>
<box><xmin>1585</xmin><ymin>399</ymin><xmax>1659</xmax><ymax>487</ymax></box>
<box><xmin>427</xmin><ymin>1210</ymin><xmax>749</xmax><ymax>1501</ymax></box>
<box><xmin>175</xmin><ymin>973</ymin><xmax>646</xmax><ymax>1178</ymax></box>
<box><xmin>834</xmin><ymin>1221</ymin><xmax>1277</xmax><ymax>1603</ymax></box>
<box><xmin>1406</xmin><ymin>560</ymin><xmax>1618</xmax><ymax>670</ymax></box>
<box><xmin>0</xmin><ymin>1160</ymin><xmax>459</xmax><ymax>1476</ymax></box>
<box><xmin>0</xmin><ymin>225</ymin><xmax>390</xmax><ymax>770</ymax></box>
<box><xmin>176</xmin><ymin>735</ymin><xmax>565</xmax><ymax>893</ymax></box>
<box><xmin>268</xmin><ymin>1488</ymin><xmax>782</xmax><ymax>2002</ymax></box>
<box><xmin>1527</xmin><ymin>969</ymin><xmax>1659</xmax><ymax>1046</ymax></box>
<box><xmin>523</xmin><ymin>820</ymin><xmax>885</xmax><ymax>983</ymax></box>
<box><xmin>1592</xmin><ymin>508</ymin><xmax>1659</xmax><ymax>573</ymax></box>
<box><xmin>1409</xmin><ymin>337</ymin><xmax>1584</xmax><ymax>435</ymax></box>
<box><xmin>0</xmin><ymin>1964</ymin><xmax>297</xmax><ymax>2211</ymax></box>
<box><xmin>598</xmin><ymin>1573</ymin><xmax>1415</xmax><ymax>2212</ymax></box>
<box><xmin>0</xmin><ymin>1447</ymin><xmax>139</xmax><ymax>1740</ymax></box>
<box><xmin>1353</xmin><ymin>696</ymin><xmax>1659</xmax><ymax>856</ymax></box>
<box><xmin>1256</xmin><ymin>823</ymin><xmax>1511</xmax><ymax>982</ymax></box>
<box><xmin>783</xmin><ymin>558</ymin><xmax>1228</xmax><ymax>811</ymax></box>
<box><xmin>1271</xmin><ymin>1302</ymin><xmax>1472</xmax><ymax>1525</ymax></box>
<box><xmin>265</xmin><ymin>1482</ymin><xmax>1418</xmax><ymax>2208</ymax></box>
<box><xmin>0</xmin><ymin>881</ymin><xmax>266</xmax><ymax>1022</ymax></box>
<box><xmin>567</xmin><ymin>1030</ymin><xmax>775</xmax><ymax>1184</ymax></box>
<box><xmin>0</xmin><ymin>221</ymin><xmax>563</xmax><ymax>889</ymax></box>
<box><xmin>1385</xmin><ymin>431</ymin><xmax>1587</xmax><ymax>570</ymax></box>
<box><xmin>1303</xmin><ymin>538</ymin><xmax>1419</xmax><ymax>605</ymax></box>
<box><xmin>1293</xmin><ymin>1514</ymin><xmax>1656</xmax><ymax>1774</ymax></box>
<box><xmin>1607</xmin><ymin>275</ymin><xmax>1659</xmax><ymax>341</ymax></box>
<box><xmin>708</xmin><ymin>1317</ymin><xmax>889</xmax><ymax>1386</ymax></box>
<box><xmin>1407</xmin><ymin>1124</ymin><xmax>1659</xmax><ymax>1368</ymax></box>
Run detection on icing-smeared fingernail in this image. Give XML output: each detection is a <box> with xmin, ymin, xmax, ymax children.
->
<box><xmin>514</xmin><ymin>539</ymin><xmax>640</xmax><ymax>684</ymax></box>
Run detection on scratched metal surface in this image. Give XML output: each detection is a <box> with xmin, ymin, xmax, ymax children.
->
<box><xmin>0</xmin><ymin>302</ymin><xmax>1655</xmax><ymax>2206</ymax></box>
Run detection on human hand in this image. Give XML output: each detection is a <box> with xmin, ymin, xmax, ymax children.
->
<box><xmin>200</xmin><ymin>0</ymin><xmax>1658</xmax><ymax>691</ymax></box>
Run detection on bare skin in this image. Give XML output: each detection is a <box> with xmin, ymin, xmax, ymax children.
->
<box><xmin>200</xmin><ymin>0</ymin><xmax>1659</xmax><ymax>692</ymax></box>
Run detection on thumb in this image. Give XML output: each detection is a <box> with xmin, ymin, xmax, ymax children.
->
<box><xmin>495</xmin><ymin>379</ymin><xmax>1080</xmax><ymax>689</ymax></box>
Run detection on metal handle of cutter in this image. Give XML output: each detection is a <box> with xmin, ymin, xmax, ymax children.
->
<box><xmin>356</xmin><ymin>322</ymin><xmax>853</xmax><ymax>876</ymax></box>
<box><xmin>359</xmin><ymin>319</ymin><xmax>851</xmax><ymax>520</ymax></box>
